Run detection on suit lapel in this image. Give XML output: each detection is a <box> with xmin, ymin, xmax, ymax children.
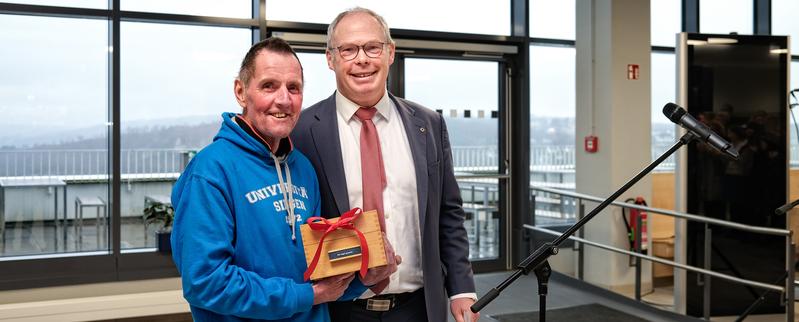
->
<box><xmin>391</xmin><ymin>94</ymin><xmax>429</xmax><ymax>233</ymax></box>
<box><xmin>310</xmin><ymin>94</ymin><xmax>350</xmax><ymax>215</ymax></box>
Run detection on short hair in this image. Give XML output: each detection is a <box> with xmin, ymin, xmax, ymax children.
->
<box><xmin>237</xmin><ymin>37</ymin><xmax>303</xmax><ymax>87</ymax></box>
<box><xmin>326</xmin><ymin>7</ymin><xmax>394</xmax><ymax>49</ymax></box>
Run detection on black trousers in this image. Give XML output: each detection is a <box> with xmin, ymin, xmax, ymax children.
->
<box><xmin>329</xmin><ymin>289</ymin><xmax>428</xmax><ymax>322</ymax></box>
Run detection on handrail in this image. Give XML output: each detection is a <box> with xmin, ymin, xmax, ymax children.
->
<box><xmin>532</xmin><ymin>185</ymin><xmax>792</xmax><ymax>237</ymax></box>
<box><xmin>455</xmin><ymin>173</ymin><xmax>511</xmax><ymax>180</ymax></box>
<box><xmin>529</xmin><ymin>184</ymin><xmax>796</xmax><ymax>321</ymax></box>
<box><xmin>525</xmin><ymin>225</ymin><xmax>784</xmax><ymax>293</ymax></box>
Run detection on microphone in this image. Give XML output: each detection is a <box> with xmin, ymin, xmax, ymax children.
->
<box><xmin>662</xmin><ymin>103</ymin><xmax>739</xmax><ymax>159</ymax></box>
<box><xmin>775</xmin><ymin>199</ymin><xmax>799</xmax><ymax>216</ymax></box>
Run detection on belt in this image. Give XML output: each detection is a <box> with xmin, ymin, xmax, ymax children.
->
<box><xmin>354</xmin><ymin>289</ymin><xmax>422</xmax><ymax>312</ymax></box>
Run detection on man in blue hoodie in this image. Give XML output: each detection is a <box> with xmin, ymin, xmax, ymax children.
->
<box><xmin>170</xmin><ymin>37</ymin><xmax>396</xmax><ymax>322</ymax></box>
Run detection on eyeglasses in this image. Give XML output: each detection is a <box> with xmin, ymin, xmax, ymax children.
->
<box><xmin>331</xmin><ymin>42</ymin><xmax>386</xmax><ymax>61</ymax></box>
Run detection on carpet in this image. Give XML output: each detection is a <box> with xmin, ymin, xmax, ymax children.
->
<box><xmin>491</xmin><ymin>303</ymin><xmax>650</xmax><ymax>322</ymax></box>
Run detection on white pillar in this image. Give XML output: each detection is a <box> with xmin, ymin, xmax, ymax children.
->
<box><xmin>575</xmin><ymin>0</ymin><xmax>652</xmax><ymax>292</ymax></box>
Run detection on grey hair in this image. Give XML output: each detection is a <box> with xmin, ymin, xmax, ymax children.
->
<box><xmin>326</xmin><ymin>7</ymin><xmax>395</xmax><ymax>49</ymax></box>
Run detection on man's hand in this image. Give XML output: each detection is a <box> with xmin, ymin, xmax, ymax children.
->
<box><xmin>360</xmin><ymin>233</ymin><xmax>401</xmax><ymax>286</ymax></box>
<box><xmin>450</xmin><ymin>298</ymin><xmax>480</xmax><ymax>322</ymax></box>
<box><xmin>312</xmin><ymin>272</ymin><xmax>356</xmax><ymax>305</ymax></box>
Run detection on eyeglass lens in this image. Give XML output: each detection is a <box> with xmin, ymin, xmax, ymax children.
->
<box><xmin>338</xmin><ymin>42</ymin><xmax>384</xmax><ymax>60</ymax></box>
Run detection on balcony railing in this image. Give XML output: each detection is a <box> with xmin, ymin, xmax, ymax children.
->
<box><xmin>0</xmin><ymin>149</ymin><xmax>192</xmax><ymax>177</ymax></box>
<box><xmin>0</xmin><ymin>144</ymin><xmax>795</xmax><ymax>178</ymax></box>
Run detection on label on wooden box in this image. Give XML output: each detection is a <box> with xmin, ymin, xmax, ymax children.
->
<box><xmin>301</xmin><ymin>209</ymin><xmax>387</xmax><ymax>281</ymax></box>
<box><xmin>328</xmin><ymin>246</ymin><xmax>362</xmax><ymax>261</ymax></box>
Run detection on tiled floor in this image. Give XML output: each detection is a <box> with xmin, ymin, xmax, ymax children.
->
<box><xmin>477</xmin><ymin>274</ymin><xmax>797</xmax><ymax>322</ymax></box>
<box><xmin>471</xmin><ymin>271</ymin><xmax>701</xmax><ymax>322</ymax></box>
<box><xmin>633</xmin><ymin>283</ymin><xmax>799</xmax><ymax>322</ymax></box>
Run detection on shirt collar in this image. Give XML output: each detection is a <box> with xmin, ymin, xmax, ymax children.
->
<box><xmin>335</xmin><ymin>90</ymin><xmax>391</xmax><ymax>123</ymax></box>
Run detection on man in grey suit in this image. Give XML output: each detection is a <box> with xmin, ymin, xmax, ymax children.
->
<box><xmin>291</xmin><ymin>7</ymin><xmax>479</xmax><ymax>322</ymax></box>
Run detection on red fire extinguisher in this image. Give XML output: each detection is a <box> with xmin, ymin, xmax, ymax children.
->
<box><xmin>622</xmin><ymin>197</ymin><xmax>648</xmax><ymax>253</ymax></box>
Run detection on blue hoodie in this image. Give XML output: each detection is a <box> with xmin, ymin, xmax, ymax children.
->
<box><xmin>171</xmin><ymin>112</ymin><xmax>365</xmax><ymax>321</ymax></box>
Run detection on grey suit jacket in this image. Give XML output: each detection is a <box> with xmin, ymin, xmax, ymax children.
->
<box><xmin>291</xmin><ymin>92</ymin><xmax>475</xmax><ymax>321</ymax></box>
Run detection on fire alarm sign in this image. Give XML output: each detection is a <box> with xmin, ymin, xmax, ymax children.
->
<box><xmin>627</xmin><ymin>64</ymin><xmax>639</xmax><ymax>80</ymax></box>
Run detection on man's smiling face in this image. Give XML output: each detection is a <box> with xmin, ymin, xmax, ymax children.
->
<box><xmin>326</xmin><ymin>12</ymin><xmax>395</xmax><ymax>107</ymax></box>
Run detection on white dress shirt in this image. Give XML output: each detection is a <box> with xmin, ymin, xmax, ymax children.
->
<box><xmin>335</xmin><ymin>90</ymin><xmax>476</xmax><ymax>301</ymax></box>
<box><xmin>336</xmin><ymin>91</ymin><xmax>424</xmax><ymax>297</ymax></box>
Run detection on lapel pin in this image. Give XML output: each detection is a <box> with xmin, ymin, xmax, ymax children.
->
<box><xmin>420</xmin><ymin>127</ymin><xmax>426</xmax><ymax>133</ymax></box>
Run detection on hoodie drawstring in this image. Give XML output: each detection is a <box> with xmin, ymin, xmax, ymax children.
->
<box><xmin>272</xmin><ymin>154</ymin><xmax>296</xmax><ymax>241</ymax></box>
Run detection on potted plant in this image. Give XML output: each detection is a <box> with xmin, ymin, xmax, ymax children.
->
<box><xmin>144</xmin><ymin>201</ymin><xmax>174</xmax><ymax>253</ymax></box>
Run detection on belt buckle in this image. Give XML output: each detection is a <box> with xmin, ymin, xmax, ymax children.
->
<box><xmin>366</xmin><ymin>298</ymin><xmax>392</xmax><ymax>312</ymax></box>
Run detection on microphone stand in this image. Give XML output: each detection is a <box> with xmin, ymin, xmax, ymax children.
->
<box><xmin>471</xmin><ymin>132</ymin><xmax>700</xmax><ymax>321</ymax></box>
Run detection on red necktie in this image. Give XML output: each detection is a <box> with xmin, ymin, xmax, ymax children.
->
<box><xmin>355</xmin><ymin>107</ymin><xmax>390</xmax><ymax>294</ymax></box>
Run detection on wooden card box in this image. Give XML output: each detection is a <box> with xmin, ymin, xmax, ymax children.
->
<box><xmin>300</xmin><ymin>210</ymin><xmax>387</xmax><ymax>280</ymax></box>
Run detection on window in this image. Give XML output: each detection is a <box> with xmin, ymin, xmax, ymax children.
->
<box><xmin>651</xmin><ymin>52</ymin><xmax>676</xmax><ymax>171</ymax></box>
<box><xmin>120</xmin><ymin>0</ymin><xmax>251</xmax><ymax>18</ymax></box>
<box><xmin>651</xmin><ymin>0</ymin><xmax>680</xmax><ymax>47</ymax></box>
<box><xmin>529</xmin><ymin>45</ymin><xmax>576</xmax><ymax>226</ymax></box>
<box><xmin>266</xmin><ymin>0</ymin><xmax>510</xmax><ymax>36</ymax></box>
<box><xmin>0</xmin><ymin>14</ymin><xmax>108</xmax><ymax>256</ymax></box>
<box><xmin>296</xmin><ymin>53</ymin><xmax>337</xmax><ymax>108</ymax></box>
<box><xmin>772</xmin><ymin>0</ymin><xmax>799</xmax><ymax>55</ymax></box>
<box><xmin>120</xmin><ymin>22</ymin><xmax>251</xmax><ymax>250</ymax></box>
<box><xmin>699</xmin><ymin>0</ymin><xmax>752</xmax><ymax>35</ymax></box>
<box><xmin>529</xmin><ymin>0</ymin><xmax>575</xmax><ymax>40</ymax></box>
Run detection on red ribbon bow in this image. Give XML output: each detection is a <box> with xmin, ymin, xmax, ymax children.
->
<box><xmin>303</xmin><ymin>208</ymin><xmax>370</xmax><ymax>281</ymax></box>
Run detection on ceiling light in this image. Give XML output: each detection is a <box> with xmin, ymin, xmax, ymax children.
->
<box><xmin>707</xmin><ymin>37</ymin><xmax>738</xmax><ymax>44</ymax></box>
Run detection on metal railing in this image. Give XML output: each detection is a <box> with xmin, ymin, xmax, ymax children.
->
<box><xmin>0</xmin><ymin>149</ymin><xmax>194</xmax><ymax>177</ymax></box>
<box><xmin>1</xmin><ymin>142</ymin><xmax>797</xmax><ymax>178</ymax></box>
<box><xmin>0</xmin><ymin>146</ymin><xmax>574</xmax><ymax>176</ymax></box>
<box><xmin>459</xmin><ymin>183</ymin><xmax>500</xmax><ymax>260</ymax></box>
<box><xmin>528</xmin><ymin>185</ymin><xmax>795</xmax><ymax>322</ymax></box>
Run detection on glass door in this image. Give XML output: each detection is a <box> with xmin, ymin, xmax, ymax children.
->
<box><xmin>403</xmin><ymin>57</ymin><xmax>508</xmax><ymax>271</ymax></box>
